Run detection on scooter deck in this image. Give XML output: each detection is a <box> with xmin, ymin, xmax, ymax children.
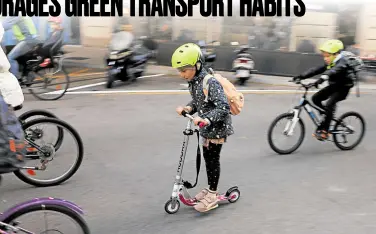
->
<box><xmin>178</xmin><ymin>192</ymin><xmax>237</xmax><ymax>206</ymax></box>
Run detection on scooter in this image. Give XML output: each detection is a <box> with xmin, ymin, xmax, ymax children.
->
<box><xmin>105</xmin><ymin>32</ymin><xmax>157</xmax><ymax>88</ymax></box>
<box><xmin>164</xmin><ymin>110</ymin><xmax>240</xmax><ymax>214</ymax></box>
<box><xmin>231</xmin><ymin>42</ymin><xmax>256</xmax><ymax>86</ymax></box>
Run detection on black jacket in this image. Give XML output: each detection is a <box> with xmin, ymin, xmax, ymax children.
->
<box><xmin>300</xmin><ymin>55</ymin><xmax>355</xmax><ymax>87</ymax></box>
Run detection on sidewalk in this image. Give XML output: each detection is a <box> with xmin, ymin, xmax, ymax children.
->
<box><xmin>62</xmin><ymin>45</ymin><xmax>376</xmax><ymax>90</ymax></box>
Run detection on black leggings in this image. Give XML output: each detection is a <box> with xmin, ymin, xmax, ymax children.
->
<box><xmin>203</xmin><ymin>142</ymin><xmax>223</xmax><ymax>191</ymax></box>
<box><xmin>312</xmin><ymin>85</ymin><xmax>351</xmax><ymax>131</ymax></box>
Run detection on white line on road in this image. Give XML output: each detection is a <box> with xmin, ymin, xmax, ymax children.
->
<box><xmin>45</xmin><ymin>73</ymin><xmax>165</xmax><ymax>95</ymax></box>
<box><xmin>66</xmin><ymin>82</ymin><xmax>106</xmax><ymax>91</ymax></box>
<box><xmin>62</xmin><ymin>89</ymin><xmax>319</xmax><ymax>95</ymax></box>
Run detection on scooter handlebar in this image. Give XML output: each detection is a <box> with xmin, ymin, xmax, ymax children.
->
<box><xmin>181</xmin><ymin>110</ymin><xmax>207</xmax><ymax>128</ymax></box>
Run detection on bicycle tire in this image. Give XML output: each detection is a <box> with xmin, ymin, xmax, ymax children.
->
<box><xmin>28</xmin><ymin>67</ymin><xmax>70</xmax><ymax>101</ymax></box>
<box><xmin>333</xmin><ymin>111</ymin><xmax>366</xmax><ymax>151</ymax></box>
<box><xmin>18</xmin><ymin>109</ymin><xmax>58</xmax><ymax>122</ymax></box>
<box><xmin>267</xmin><ymin>112</ymin><xmax>306</xmax><ymax>155</ymax></box>
<box><xmin>18</xmin><ymin>109</ymin><xmax>64</xmax><ymax>151</ymax></box>
<box><xmin>2</xmin><ymin>203</ymin><xmax>90</xmax><ymax>234</ymax></box>
<box><xmin>14</xmin><ymin>117</ymin><xmax>84</xmax><ymax>187</ymax></box>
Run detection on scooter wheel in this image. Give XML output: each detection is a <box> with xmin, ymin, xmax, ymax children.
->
<box><xmin>106</xmin><ymin>72</ymin><xmax>116</xmax><ymax>88</ymax></box>
<box><xmin>227</xmin><ymin>189</ymin><xmax>240</xmax><ymax>203</ymax></box>
<box><xmin>164</xmin><ymin>199</ymin><xmax>180</xmax><ymax>214</ymax></box>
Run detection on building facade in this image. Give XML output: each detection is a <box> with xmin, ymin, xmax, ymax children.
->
<box><xmin>1</xmin><ymin>2</ymin><xmax>375</xmax><ymax>55</ymax></box>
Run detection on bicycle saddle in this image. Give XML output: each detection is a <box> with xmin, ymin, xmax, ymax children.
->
<box><xmin>13</xmin><ymin>104</ymin><xmax>23</xmax><ymax>111</ymax></box>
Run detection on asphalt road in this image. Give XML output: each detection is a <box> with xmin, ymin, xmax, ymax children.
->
<box><xmin>1</xmin><ymin>74</ymin><xmax>376</xmax><ymax>234</ymax></box>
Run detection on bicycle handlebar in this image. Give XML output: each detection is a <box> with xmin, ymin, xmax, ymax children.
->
<box><xmin>181</xmin><ymin>110</ymin><xmax>207</xmax><ymax>128</ymax></box>
<box><xmin>288</xmin><ymin>79</ymin><xmax>317</xmax><ymax>90</ymax></box>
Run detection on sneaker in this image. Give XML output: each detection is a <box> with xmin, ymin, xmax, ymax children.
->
<box><xmin>39</xmin><ymin>58</ymin><xmax>51</xmax><ymax>68</ymax></box>
<box><xmin>312</xmin><ymin>130</ymin><xmax>329</xmax><ymax>141</ymax></box>
<box><xmin>194</xmin><ymin>188</ymin><xmax>209</xmax><ymax>201</ymax></box>
<box><xmin>194</xmin><ymin>190</ymin><xmax>219</xmax><ymax>213</ymax></box>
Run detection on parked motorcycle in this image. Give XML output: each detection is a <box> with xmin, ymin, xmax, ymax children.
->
<box><xmin>197</xmin><ymin>40</ymin><xmax>219</xmax><ymax>69</ymax></box>
<box><xmin>231</xmin><ymin>42</ymin><xmax>256</xmax><ymax>85</ymax></box>
<box><xmin>105</xmin><ymin>32</ymin><xmax>158</xmax><ymax>88</ymax></box>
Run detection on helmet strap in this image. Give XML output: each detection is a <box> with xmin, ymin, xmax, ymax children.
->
<box><xmin>195</xmin><ymin>62</ymin><xmax>202</xmax><ymax>75</ymax></box>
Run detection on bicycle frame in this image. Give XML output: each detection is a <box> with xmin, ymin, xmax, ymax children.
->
<box><xmin>285</xmin><ymin>82</ymin><xmax>352</xmax><ymax>136</ymax></box>
<box><xmin>284</xmin><ymin>86</ymin><xmax>321</xmax><ymax>136</ymax></box>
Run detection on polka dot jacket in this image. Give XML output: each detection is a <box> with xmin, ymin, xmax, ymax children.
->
<box><xmin>186</xmin><ymin>68</ymin><xmax>234</xmax><ymax>140</ymax></box>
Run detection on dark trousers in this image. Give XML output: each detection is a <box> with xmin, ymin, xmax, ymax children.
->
<box><xmin>312</xmin><ymin>85</ymin><xmax>351</xmax><ymax>131</ymax></box>
<box><xmin>203</xmin><ymin>142</ymin><xmax>223</xmax><ymax>191</ymax></box>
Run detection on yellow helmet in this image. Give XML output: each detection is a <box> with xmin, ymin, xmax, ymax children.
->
<box><xmin>319</xmin><ymin>39</ymin><xmax>344</xmax><ymax>54</ymax></box>
<box><xmin>171</xmin><ymin>43</ymin><xmax>203</xmax><ymax>69</ymax></box>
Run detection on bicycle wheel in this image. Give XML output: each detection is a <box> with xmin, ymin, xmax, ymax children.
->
<box><xmin>267</xmin><ymin>112</ymin><xmax>306</xmax><ymax>155</ymax></box>
<box><xmin>14</xmin><ymin>117</ymin><xmax>84</xmax><ymax>187</ymax></box>
<box><xmin>18</xmin><ymin>109</ymin><xmax>58</xmax><ymax>122</ymax></box>
<box><xmin>18</xmin><ymin>109</ymin><xmax>64</xmax><ymax>151</ymax></box>
<box><xmin>28</xmin><ymin>66</ymin><xmax>70</xmax><ymax>101</ymax></box>
<box><xmin>1</xmin><ymin>204</ymin><xmax>90</xmax><ymax>234</ymax></box>
<box><xmin>332</xmin><ymin>111</ymin><xmax>366</xmax><ymax>151</ymax></box>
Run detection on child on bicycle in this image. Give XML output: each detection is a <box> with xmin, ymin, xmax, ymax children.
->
<box><xmin>293</xmin><ymin>39</ymin><xmax>361</xmax><ymax>141</ymax></box>
<box><xmin>172</xmin><ymin>43</ymin><xmax>234</xmax><ymax>213</ymax></box>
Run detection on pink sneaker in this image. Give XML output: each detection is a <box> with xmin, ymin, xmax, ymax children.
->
<box><xmin>194</xmin><ymin>188</ymin><xmax>209</xmax><ymax>201</ymax></box>
<box><xmin>39</xmin><ymin>58</ymin><xmax>51</xmax><ymax>67</ymax></box>
<box><xmin>194</xmin><ymin>191</ymin><xmax>219</xmax><ymax>212</ymax></box>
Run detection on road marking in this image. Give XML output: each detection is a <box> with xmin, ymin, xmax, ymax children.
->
<box><xmin>68</xmin><ymin>73</ymin><xmax>164</xmax><ymax>91</ymax></box>
<box><xmin>61</xmin><ymin>89</ymin><xmax>369</xmax><ymax>96</ymax></box>
<box><xmin>68</xmin><ymin>72</ymin><xmax>106</xmax><ymax>78</ymax></box>
<box><xmin>44</xmin><ymin>73</ymin><xmax>165</xmax><ymax>95</ymax></box>
<box><xmin>69</xmin><ymin>68</ymin><xmax>90</xmax><ymax>76</ymax></box>
<box><xmin>62</xmin><ymin>89</ymin><xmax>317</xmax><ymax>95</ymax></box>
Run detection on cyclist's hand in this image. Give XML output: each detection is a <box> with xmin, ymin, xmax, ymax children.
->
<box><xmin>311</xmin><ymin>78</ymin><xmax>324</xmax><ymax>88</ymax></box>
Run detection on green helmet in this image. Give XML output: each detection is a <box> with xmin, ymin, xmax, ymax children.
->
<box><xmin>319</xmin><ymin>39</ymin><xmax>344</xmax><ymax>54</ymax></box>
<box><xmin>171</xmin><ymin>43</ymin><xmax>203</xmax><ymax>69</ymax></box>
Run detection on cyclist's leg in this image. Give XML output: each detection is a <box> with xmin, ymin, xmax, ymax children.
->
<box><xmin>38</xmin><ymin>46</ymin><xmax>52</xmax><ymax>67</ymax></box>
<box><xmin>320</xmin><ymin>87</ymin><xmax>351</xmax><ymax>136</ymax></box>
<box><xmin>311</xmin><ymin>85</ymin><xmax>333</xmax><ymax>113</ymax></box>
<box><xmin>312</xmin><ymin>86</ymin><xmax>334</xmax><ymax>135</ymax></box>
<box><xmin>7</xmin><ymin>41</ymin><xmax>34</xmax><ymax>79</ymax></box>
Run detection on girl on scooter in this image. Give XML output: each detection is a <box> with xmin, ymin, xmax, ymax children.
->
<box><xmin>172</xmin><ymin>43</ymin><xmax>234</xmax><ymax>213</ymax></box>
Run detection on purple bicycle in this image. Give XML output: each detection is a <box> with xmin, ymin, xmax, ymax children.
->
<box><xmin>0</xmin><ymin>176</ymin><xmax>90</xmax><ymax>234</ymax></box>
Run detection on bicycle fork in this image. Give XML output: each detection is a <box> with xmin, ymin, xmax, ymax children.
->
<box><xmin>284</xmin><ymin>108</ymin><xmax>300</xmax><ymax>136</ymax></box>
<box><xmin>285</xmin><ymin>104</ymin><xmax>322</xmax><ymax>136</ymax></box>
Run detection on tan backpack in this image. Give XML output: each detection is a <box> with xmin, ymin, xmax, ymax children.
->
<box><xmin>203</xmin><ymin>73</ymin><xmax>244</xmax><ymax>115</ymax></box>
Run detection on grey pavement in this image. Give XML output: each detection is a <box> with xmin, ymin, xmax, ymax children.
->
<box><xmin>1</xmin><ymin>85</ymin><xmax>376</xmax><ymax>233</ymax></box>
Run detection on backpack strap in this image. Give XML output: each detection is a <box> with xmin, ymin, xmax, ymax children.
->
<box><xmin>203</xmin><ymin>74</ymin><xmax>212</xmax><ymax>102</ymax></box>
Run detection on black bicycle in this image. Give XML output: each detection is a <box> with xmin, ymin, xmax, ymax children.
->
<box><xmin>0</xmin><ymin>109</ymin><xmax>84</xmax><ymax>187</ymax></box>
<box><xmin>6</xmin><ymin>39</ymin><xmax>70</xmax><ymax>101</ymax></box>
<box><xmin>267</xmin><ymin>79</ymin><xmax>366</xmax><ymax>155</ymax></box>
